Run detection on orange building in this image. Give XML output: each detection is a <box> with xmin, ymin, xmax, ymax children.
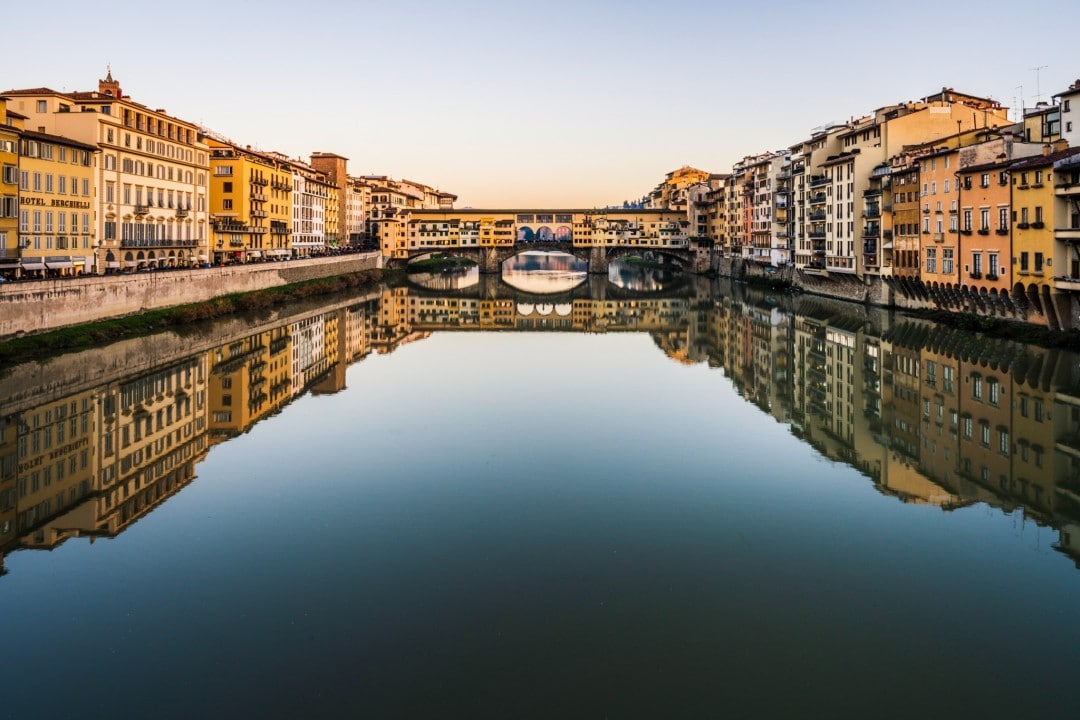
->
<box><xmin>956</xmin><ymin>159</ymin><xmax>1012</xmax><ymax>295</ymax></box>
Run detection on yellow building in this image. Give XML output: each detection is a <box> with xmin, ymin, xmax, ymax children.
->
<box><xmin>204</xmin><ymin>137</ymin><xmax>294</xmax><ymax>264</ymax></box>
<box><xmin>1009</xmin><ymin>143</ymin><xmax>1079</xmax><ymax>329</ymax></box>
<box><xmin>15</xmin><ymin>130</ymin><xmax>97</xmax><ymax>276</ymax></box>
<box><xmin>4</xmin><ymin>72</ymin><xmax>211</xmax><ymax>273</ymax></box>
<box><xmin>0</xmin><ymin>98</ymin><xmax>22</xmax><ymax>277</ymax></box>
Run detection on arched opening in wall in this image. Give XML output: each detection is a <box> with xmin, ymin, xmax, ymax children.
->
<box><xmin>517</xmin><ymin>226</ymin><xmax>534</xmax><ymax>243</ymax></box>
<box><xmin>555</xmin><ymin>226</ymin><xmax>572</xmax><ymax>242</ymax></box>
<box><xmin>1027</xmin><ymin>283</ymin><xmax>1044</xmax><ymax>314</ymax></box>
<box><xmin>536</xmin><ymin>226</ymin><xmax>554</xmax><ymax>242</ymax></box>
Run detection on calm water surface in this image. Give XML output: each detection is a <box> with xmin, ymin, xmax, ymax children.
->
<box><xmin>1</xmin><ymin>270</ymin><xmax>1079</xmax><ymax>718</ymax></box>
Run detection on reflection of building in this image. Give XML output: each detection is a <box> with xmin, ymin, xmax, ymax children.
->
<box><xmin>208</xmin><ymin>327</ymin><xmax>292</xmax><ymax>436</ymax></box>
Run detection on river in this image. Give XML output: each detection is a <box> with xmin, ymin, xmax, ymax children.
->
<box><xmin>1</xmin><ymin>260</ymin><xmax>1078</xmax><ymax>718</ymax></box>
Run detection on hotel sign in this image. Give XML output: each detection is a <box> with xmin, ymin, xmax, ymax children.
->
<box><xmin>20</xmin><ymin>197</ymin><xmax>91</xmax><ymax>209</ymax></box>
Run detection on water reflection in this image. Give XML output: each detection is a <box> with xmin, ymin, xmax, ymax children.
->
<box><xmin>408</xmin><ymin>265</ymin><xmax>480</xmax><ymax>291</ymax></box>
<box><xmin>2</xmin><ymin>280</ymin><xmax>1080</xmax><ymax>576</ymax></box>
<box><xmin>607</xmin><ymin>256</ymin><xmax>685</xmax><ymax>292</ymax></box>
<box><xmin>501</xmin><ymin>251</ymin><xmax>587</xmax><ymax>294</ymax></box>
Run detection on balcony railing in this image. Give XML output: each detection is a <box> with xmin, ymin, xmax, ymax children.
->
<box><xmin>134</xmin><ymin>204</ymin><xmax>149</xmax><ymax>215</ymax></box>
<box><xmin>809</xmin><ymin>175</ymin><xmax>829</xmax><ymax>188</ymax></box>
<box><xmin>120</xmin><ymin>238</ymin><xmax>198</xmax><ymax>248</ymax></box>
<box><xmin>176</xmin><ymin>208</ymin><xmax>189</xmax><ymax>218</ymax></box>
<box><xmin>808</xmin><ymin>193</ymin><xmax>827</xmax><ymax>205</ymax></box>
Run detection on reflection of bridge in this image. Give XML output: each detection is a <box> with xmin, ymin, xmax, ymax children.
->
<box><xmin>378</xmin><ymin>208</ymin><xmax>702</xmax><ymax>273</ymax></box>
<box><xmin>405</xmin><ymin>271</ymin><xmax>692</xmax><ymax>306</ymax></box>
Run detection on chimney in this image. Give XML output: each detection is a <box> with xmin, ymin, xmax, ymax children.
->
<box><xmin>1053</xmin><ymin>138</ymin><xmax>1069</xmax><ymax>153</ymax></box>
<box><xmin>1043</xmin><ymin>143</ymin><xmax>1054</xmax><ymax>156</ymax></box>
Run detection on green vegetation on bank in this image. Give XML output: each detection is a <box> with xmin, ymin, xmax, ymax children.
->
<box><xmin>0</xmin><ymin>269</ymin><xmax>387</xmax><ymax>364</ymax></box>
<box><xmin>406</xmin><ymin>256</ymin><xmax>478</xmax><ymax>272</ymax></box>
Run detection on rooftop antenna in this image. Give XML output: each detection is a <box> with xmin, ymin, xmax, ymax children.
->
<box><xmin>1015</xmin><ymin>84</ymin><xmax>1024</xmax><ymax>121</ymax></box>
<box><xmin>1030</xmin><ymin>65</ymin><xmax>1048</xmax><ymax>103</ymax></box>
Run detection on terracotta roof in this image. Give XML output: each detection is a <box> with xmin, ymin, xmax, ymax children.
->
<box><xmin>1008</xmin><ymin>146</ymin><xmax>1080</xmax><ymax>170</ymax></box>
<box><xmin>1</xmin><ymin>87</ymin><xmax>63</xmax><ymax>96</ymax></box>
<box><xmin>5</xmin><ymin>110</ymin><xmax>27</xmax><ymax>120</ymax></box>
<box><xmin>18</xmin><ymin>129</ymin><xmax>99</xmax><ymax>152</ymax></box>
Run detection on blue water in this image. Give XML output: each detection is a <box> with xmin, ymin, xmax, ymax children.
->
<box><xmin>2</xmin><ymin>290</ymin><xmax>1079</xmax><ymax>719</ymax></box>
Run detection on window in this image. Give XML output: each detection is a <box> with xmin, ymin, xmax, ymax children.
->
<box><xmin>37</xmin><ymin>100</ymin><xmax>47</xmax><ymax>113</ymax></box>
<box><xmin>926</xmin><ymin>247</ymin><xmax>937</xmax><ymax>273</ymax></box>
<box><xmin>1020</xmin><ymin>252</ymin><xmax>1029</xmax><ymax>271</ymax></box>
<box><xmin>981</xmin><ymin>173</ymin><xmax>990</xmax><ymax>187</ymax></box>
<box><xmin>963</xmin><ymin>209</ymin><xmax>972</xmax><ymax>231</ymax></box>
<box><xmin>222</xmin><ymin>199</ymin><xmax>233</xmax><ymax>210</ymax></box>
<box><xmin>988</xmin><ymin>379</ymin><xmax>1000</xmax><ymax>405</ymax></box>
<box><xmin>1035</xmin><ymin>206</ymin><xmax>1043</xmax><ymax>223</ymax></box>
<box><xmin>942</xmin><ymin>247</ymin><xmax>954</xmax><ymax>274</ymax></box>
<box><xmin>988</xmin><ymin>253</ymin><xmax>999</xmax><ymax>277</ymax></box>
<box><xmin>999</xmin><ymin>430</ymin><xmax>1010</xmax><ymax>455</ymax></box>
<box><xmin>998</xmin><ymin>207</ymin><xmax>1008</xmax><ymax>230</ymax></box>
<box><xmin>1035</xmin><ymin>252</ymin><xmax>1044</xmax><ymax>272</ymax></box>
<box><xmin>980</xmin><ymin>208</ymin><xmax>990</xmax><ymax>231</ymax></box>
<box><xmin>972</xmin><ymin>252</ymin><xmax>982</xmax><ymax>275</ymax></box>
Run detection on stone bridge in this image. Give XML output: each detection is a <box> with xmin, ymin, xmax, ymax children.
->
<box><xmin>393</xmin><ymin>241</ymin><xmax>696</xmax><ymax>274</ymax></box>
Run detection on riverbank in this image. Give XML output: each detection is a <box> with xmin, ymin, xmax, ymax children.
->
<box><xmin>0</xmin><ymin>252</ymin><xmax>381</xmax><ymax>338</ymax></box>
<box><xmin>0</xmin><ymin>269</ymin><xmax>386</xmax><ymax>365</ymax></box>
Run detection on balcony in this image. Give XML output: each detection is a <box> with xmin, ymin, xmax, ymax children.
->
<box><xmin>863</xmin><ymin>241</ymin><xmax>878</xmax><ymax>254</ymax></box>
<box><xmin>251</xmin><ymin>176</ymin><xmax>269</xmax><ymax>186</ymax></box>
<box><xmin>251</xmin><ymin>209</ymin><xmax>268</xmax><ymax>218</ymax></box>
<box><xmin>212</xmin><ymin>220</ymin><xmax>246</xmax><ymax>233</ymax></box>
<box><xmin>252</xmin><ymin>192</ymin><xmax>267</xmax><ymax>202</ymax></box>
<box><xmin>1057</xmin><ymin>226</ymin><xmax>1080</xmax><ymax>241</ymax></box>
<box><xmin>808</xmin><ymin>193</ymin><xmax>827</xmax><ymax>206</ymax></box>
<box><xmin>863</xmin><ymin>225</ymin><xmax>880</xmax><ymax>238</ymax></box>
<box><xmin>807</xmin><ymin>210</ymin><xmax>827</xmax><ymax>222</ymax></box>
<box><xmin>1056</xmin><ymin>181</ymin><xmax>1080</xmax><ymax>197</ymax></box>
<box><xmin>808</xmin><ymin>230</ymin><xmax>826</xmax><ymax>240</ymax></box>
<box><xmin>1054</xmin><ymin>276</ymin><xmax>1080</xmax><ymax>291</ymax></box>
<box><xmin>809</xmin><ymin>175</ymin><xmax>829</xmax><ymax>188</ymax></box>
<box><xmin>120</xmin><ymin>238</ymin><xmax>197</xmax><ymax>248</ymax></box>
<box><xmin>134</xmin><ymin>204</ymin><xmax>149</xmax><ymax>215</ymax></box>
<box><xmin>865</xmin><ymin>207</ymin><xmax>881</xmax><ymax>219</ymax></box>
<box><xmin>176</xmin><ymin>208</ymin><xmax>189</xmax><ymax>218</ymax></box>
<box><xmin>863</xmin><ymin>188</ymin><xmax>882</xmax><ymax>198</ymax></box>
<box><xmin>933</xmin><ymin>232</ymin><xmax>944</xmax><ymax>243</ymax></box>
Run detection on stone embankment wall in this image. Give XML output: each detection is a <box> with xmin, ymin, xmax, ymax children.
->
<box><xmin>0</xmin><ymin>289</ymin><xmax>381</xmax><ymax>417</ymax></box>
<box><xmin>717</xmin><ymin>256</ymin><xmax>1080</xmax><ymax>330</ymax></box>
<box><xmin>0</xmin><ymin>253</ymin><xmax>380</xmax><ymax>338</ymax></box>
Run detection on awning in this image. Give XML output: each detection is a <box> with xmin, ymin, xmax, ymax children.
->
<box><xmin>249</xmin><ymin>251</ymin><xmax>263</xmax><ymax>258</ymax></box>
<box><xmin>45</xmin><ymin>259</ymin><xmax>74</xmax><ymax>270</ymax></box>
<box><xmin>21</xmin><ymin>259</ymin><xmax>46</xmax><ymax>270</ymax></box>
<box><xmin>198</xmin><ymin>254</ymin><xmax>209</xmax><ymax>261</ymax></box>
<box><xmin>0</xmin><ymin>258</ymin><xmax>20</xmax><ymax>267</ymax></box>
<box><xmin>267</xmin><ymin>249</ymin><xmax>289</xmax><ymax>256</ymax></box>
<box><xmin>123</xmin><ymin>261</ymin><xmax>138</xmax><ymax>268</ymax></box>
<box><xmin>106</xmin><ymin>261</ymin><xmax>120</xmax><ymax>268</ymax></box>
<box><xmin>73</xmin><ymin>257</ymin><xmax>87</xmax><ymax>266</ymax></box>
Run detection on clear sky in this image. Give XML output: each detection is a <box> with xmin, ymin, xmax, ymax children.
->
<box><xmin>5</xmin><ymin>0</ymin><xmax>1080</xmax><ymax>207</ymax></box>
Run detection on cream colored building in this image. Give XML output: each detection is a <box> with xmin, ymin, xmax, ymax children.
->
<box><xmin>4</xmin><ymin>72</ymin><xmax>210</xmax><ymax>272</ymax></box>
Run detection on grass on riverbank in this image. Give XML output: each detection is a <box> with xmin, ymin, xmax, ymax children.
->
<box><xmin>0</xmin><ymin>269</ymin><xmax>387</xmax><ymax>364</ymax></box>
<box><xmin>406</xmin><ymin>256</ymin><xmax>478</xmax><ymax>272</ymax></box>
